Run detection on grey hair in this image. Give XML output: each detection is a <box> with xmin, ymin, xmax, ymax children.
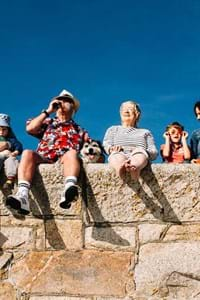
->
<box><xmin>120</xmin><ymin>100</ymin><xmax>141</xmax><ymax>124</ymax></box>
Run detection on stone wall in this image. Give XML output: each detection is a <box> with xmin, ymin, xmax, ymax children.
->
<box><xmin>0</xmin><ymin>163</ymin><xmax>200</xmax><ymax>300</ymax></box>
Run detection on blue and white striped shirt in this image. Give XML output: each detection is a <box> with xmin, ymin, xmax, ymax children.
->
<box><xmin>103</xmin><ymin>125</ymin><xmax>158</xmax><ymax>161</ymax></box>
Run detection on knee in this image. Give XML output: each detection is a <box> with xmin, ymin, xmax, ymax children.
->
<box><xmin>62</xmin><ymin>149</ymin><xmax>79</xmax><ymax>161</ymax></box>
<box><xmin>21</xmin><ymin>149</ymin><xmax>36</xmax><ymax>161</ymax></box>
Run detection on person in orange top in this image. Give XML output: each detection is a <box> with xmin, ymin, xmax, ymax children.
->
<box><xmin>160</xmin><ymin>122</ymin><xmax>191</xmax><ymax>163</ymax></box>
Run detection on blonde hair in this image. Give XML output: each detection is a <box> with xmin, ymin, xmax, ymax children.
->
<box><xmin>120</xmin><ymin>100</ymin><xmax>141</xmax><ymax>124</ymax></box>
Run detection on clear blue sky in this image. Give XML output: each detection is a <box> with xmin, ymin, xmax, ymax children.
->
<box><xmin>1</xmin><ymin>0</ymin><xmax>200</xmax><ymax>162</ymax></box>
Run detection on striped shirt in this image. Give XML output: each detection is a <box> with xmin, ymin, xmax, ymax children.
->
<box><xmin>103</xmin><ymin>125</ymin><xmax>158</xmax><ymax>161</ymax></box>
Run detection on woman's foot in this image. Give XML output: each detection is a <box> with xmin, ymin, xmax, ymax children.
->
<box><xmin>124</xmin><ymin>161</ymin><xmax>140</xmax><ymax>180</ymax></box>
<box><xmin>117</xmin><ymin>163</ymin><xmax>126</xmax><ymax>179</ymax></box>
<box><xmin>130</xmin><ymin>166</ymin><xmax>140</xmax><ymax>180</ymax></box>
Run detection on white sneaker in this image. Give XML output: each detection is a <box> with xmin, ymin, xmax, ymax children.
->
<box><xmin>6</xmin><ymin>191</ymin><xmax>30</xmax><ymax>215</ymax></box>
<box><xmin>59</xmin><ymin>184</ymin><xmax>79</xmax><ymax>209</ymax></box>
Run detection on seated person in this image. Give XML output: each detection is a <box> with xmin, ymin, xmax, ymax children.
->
<box><xmin>191</xmin><ymin>101</ymin><xmax>200</xmax><ymax>164</ymax></box>
<box><xmin>103</xmin><ymin>100</ymin><xmax>158</xmax><ymax>180</ymax></box>
<box><xmin>160</xmin><ymin>121</ymin><xmax>191</xmax><ymax>163</ymax></box>
<box><xmin>6</xmin><ymin>89</ymin><xmax>89</xmax><ymax>214</ymax></box>
<box><xmin>0</xmin><ymin>113</ymin><xmax>23</xmax><ymax>193</ymax></box>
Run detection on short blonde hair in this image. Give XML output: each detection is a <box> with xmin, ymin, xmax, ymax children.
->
<box><xmin>120</xmin><ymin>101</ymin><xmax>141</xmax><ymax>124</ymax></box>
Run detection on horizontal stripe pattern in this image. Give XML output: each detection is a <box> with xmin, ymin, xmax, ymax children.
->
<box><xmin>103</xmin><ymin>125</ymin><xmax>158</xmax><ymax>160</ymax></box>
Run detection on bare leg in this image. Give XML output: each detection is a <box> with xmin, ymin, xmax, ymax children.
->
<box><xmin>59</xmin><ymin>150</ymin><xmax>80</xmax><ymax>209</ymax></box>
<box><xmin>18</xmin><ymin>149</ymin><xmax>45</xmax><ymax>182</ymax></box>
<box><xmin>109</xmin><ymin>153</ymin><xmax>127</xmax><ymax>179</ymax></box>
<box><xmin>60</xmin><ymin>149</ymin><xmax>80</xmax><ymax>177</ymax></box>
<box><xmin>129</xmin><ymin>153</ymin><xmax>148</xmax><ymax>180</ymax></box>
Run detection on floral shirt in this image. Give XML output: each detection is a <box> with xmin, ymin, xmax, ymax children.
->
<box><xmin>27</xmin><ymin>117</ymin><xmax>88</xmax><ymax>162</ymax></box>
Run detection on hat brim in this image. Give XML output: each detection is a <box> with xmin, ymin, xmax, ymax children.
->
<box><xmin>0</xmin><ymin>120</ymin><xmax>10</xmax><ymax>127</ymax></box>
<box><xmin>55</xmin><ymin>95</ymin><xmax>80</xmax><ymax>112</ymax></box>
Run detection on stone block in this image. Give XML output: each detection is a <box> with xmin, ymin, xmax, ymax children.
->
<box><xmin>85</xmin><ymin>225</ymin><xmax>136</xmax><ymax>250</ymax></box>
<box><xmin>84</xmin><ymin>164</ymin><xmax>200</xmax><ymax>224</ymax></box>
<box><xmin>0</xmin><ymin>216</ymin><xmax>45</xmax><ymax>251</ymax></box>
<box><xmin>45</xmin><ymin>219</ymin><xmax>83</xmax><ymax>250</ymax></box>
<box><xmin>138</xmin><ymin>224</ymin><xmax>167</xmax><ymax>244</ymax></box>
<box><xmin>10</xmin><ymin>250</ymin><xmax>133</xmax><ymax>297</ymax></box>
<box><xmin>0</xmin><ymin>282</ymin><xmax>16</xmax><ymax>300</ymax></box>
<box><xmin>134</xmin><ymin>242</ymin><xmax>200</xmax><ymax>298</ymax></box>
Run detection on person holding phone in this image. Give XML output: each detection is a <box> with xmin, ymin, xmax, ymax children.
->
<box><xmin>160</xmin><ymin>121</ymin><xmax>191</xmax><ymax>163</ymax></box>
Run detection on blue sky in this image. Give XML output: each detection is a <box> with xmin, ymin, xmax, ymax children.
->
<box><xmin>0</xmin><ymin>0</ymin><xmax>200</xmax><ymax>162</ymax></box>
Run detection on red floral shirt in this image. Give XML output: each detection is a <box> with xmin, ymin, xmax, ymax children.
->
<box><xmin>27</xmin><ymin>117</ymin><xmax>89</xmax><ymax>162</ymax></box>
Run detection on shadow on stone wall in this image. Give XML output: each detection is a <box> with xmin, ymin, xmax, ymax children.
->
<box><xmin>81</xmin><ymin>170</ymin><xmax>130</xmax><ymax>246</ymax></box>
<box><xmin>0</xmin><ymin>233</ymin><xmax>7</xmax><ymax>254</ymax></box>
<box><xmin>31</xmin><ymin>168</ymin><xmax>66</xmax><ymax>250</ymax></box>
<box><xmin>127</xmin><ymin>164</ymin><xmax>181</xmax><ymax>224</ymax></box>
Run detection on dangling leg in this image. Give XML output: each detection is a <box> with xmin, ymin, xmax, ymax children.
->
<box><xmin>59</xmin><ymin>149</ymin><xmax>80</xmax><ymax>209</ymax></box>
<box><xmin>128</xmin><ymin>153</ymin><xmax>148</xmax><ymax>180</ymax></box>
<box><xmin>108</xmin><ymin>152</ymin><xmax>127</xmax><ymax>179</ymax></box>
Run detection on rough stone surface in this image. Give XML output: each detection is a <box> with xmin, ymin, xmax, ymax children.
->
<box><xmin>0</xmin><ymin>163</ymin><xmax>200</xmax><ymax>299</ymax></box>
<box><xmin>0</xmin><ymin>281</ymin><xmax>16</xmax><ymax>300</ymax></box>
<box><xmin>10</xmin><ymin>250</ymin><xmax>132</xmax><ymax>297</ymax></box>
<box><xmin>45</xmin><ymin>219</ymin><xmax>83</xmax><ymax>250</ymax></box>
<box><xmin>85</xmin><ymin>225</ymin><xmax>136</xmax><ymax>250</ymax></box>
<box><xmin>84</xmin><ymin>164</ymin><xmax>200</xmax><ymax>224</ymax></box>
<box><xmin>135</xmin><ymin>242</ymin><xmax>200</xmax><ymax>299</ymax></box>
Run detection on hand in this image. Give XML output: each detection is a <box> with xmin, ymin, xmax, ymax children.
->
<box><xmin>47</xmin><ymin>99</ymin><xmax>61</xmax><ymax>113</ymax></box>
<box><xmin>191</xmin><ymin>158</ymin><xmax>200</xmax><ymax>164</ymax></box>
<box><xmin>109</xmin><ymin>145</ymin><xmax>123</xmax><ymax>153</ymax></box>
<box><xmin>163</xmin><ymin>132</ymin><xmax>170</xmax><ymax>139</ymax></box>
<box><xmin>10</xmin><ymin>150</ymin><xmax>19</xmax><ymax>157</ymax></box>
<box><xmin>182</xmin><ymin>131</ymin><xmax>188</xmax><ymax>139</ymax></box>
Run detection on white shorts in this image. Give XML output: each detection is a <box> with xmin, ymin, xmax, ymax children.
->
<box><xmin>108</xmin><ymin>147</ymin><xmax>149</xmax><ymax>162</ymax></box>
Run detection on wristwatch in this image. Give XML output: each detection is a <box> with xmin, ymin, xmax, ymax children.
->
<box><xmin>41</xmin><ymin>110</ymin><xmax>49</xmax><ymax>117</ymax></box>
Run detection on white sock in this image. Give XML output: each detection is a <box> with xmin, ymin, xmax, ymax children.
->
<box><xmin>18</xmin><ymin>180</ymin><xmax>30</xmax><ymax>197</ymax></box>
<box><xmin>64</xmin><ymin>176</ymin><xmax>77</xmax><ymax>190</ymax></box>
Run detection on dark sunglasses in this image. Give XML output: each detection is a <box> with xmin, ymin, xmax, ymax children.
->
<box><xmin>57</xmin><ymin>97</ymin><xmax>74</xmax><ymax>104</ymax></box>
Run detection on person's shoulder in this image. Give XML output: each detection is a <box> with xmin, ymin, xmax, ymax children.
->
<box><xmin>136</xmin><ymin>127</ymin><xmax>152</xmax><ymax>134</ymax></box>
<box><xmin>191</xmin><ymin>128</ymin><xmax>200</xmax><ymax>135</ymax></box>
<box><xmin>106</xmin><ymin>125</ymin><xmax>121</xmax><ymax>131</ymax></box>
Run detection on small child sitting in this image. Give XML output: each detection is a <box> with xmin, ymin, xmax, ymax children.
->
<box><xmin>0</xmin><ymin>114</ymin><xmax>23</xmax><ymax>193</ymax></box>
<box><xmin>160</xmin><ymin>121</ymin><xmax>191</xmax><ymax>163</ymax></box>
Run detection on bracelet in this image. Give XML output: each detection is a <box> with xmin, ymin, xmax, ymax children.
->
<box><xmin>41</xmin><ymin>110</ymin><xmax>49</xmax><ymax>117</ymax></box>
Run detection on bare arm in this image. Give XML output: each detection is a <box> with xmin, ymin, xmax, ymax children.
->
<box><xmin>26</xmin><ymin>99</ymin><xmax>59</xmax><ymax>135</ymax></box>
<box><xmin>161</xmin><ymin>132</ymin><xmax>171</xmax><ymax>158</ymax></box>
<box><xmin>0</xmin><ymin>141</ymin><xmax>10</xmax><ymax>151</ymax></box>
<box><xmin>181</xmin><ymin>131</ymin><xmax>191</xmax><ymax>160</ymax></box>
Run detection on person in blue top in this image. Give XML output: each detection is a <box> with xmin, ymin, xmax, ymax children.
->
<box><xmin>0</xmin><ymin>113</ymin><xmax>23</xmax><ymax>193</ymax></box>
<box><xmin>191</xmin><ymin>101</ymin><xmax>200</xmax><ymax>164</ymax></box>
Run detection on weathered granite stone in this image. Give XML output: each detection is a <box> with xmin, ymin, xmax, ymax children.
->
<box><xmin>163</xmin><ymin>224</ymin><xmax>200</xmax><ymax>241</ymax></box>
<box><xmin>0</xmin><ymin>216</ymin><xmax>45</xmax><ymax>251</ymax></box>
<box><xmin>45</xmin><ymin>219</ymin><xmax>83</xmax><ymax>250</ymax></box>
<box><xmin>134</xmin><ymin>242</ymin><xmax>200</xmax><ymax>298</ymax></box>
<box><xmin>30</xmin><ymin>297</ymin><xmax>93</xmax><ymax>300</ymax></box>
<box><xmin>84</xmin><ymin>164</ymin><xmax>200</xmax><ymax>223</ymax></box>
<box><xmin>0</xmin><ymin>281</ymin><xmax>16</xmax><ymax>300</ymax></box>
<box><xmin>1</xmin><ymin>163</ymin><xmax>200</xmax><ymax>299</ymax></box>
<box><xmin>85</xmin><ymin>225</ymin><xmax>136</xmax><ymax>250</ymax></box>
<box><xmin>0</xmin><ymin>163</ymin><xmax>82</xmax><ymax>217</ymax></box>
<box><xmin>0</xmin><ymin>252</ymin><xmax>13</xmax><ymax>279</ymax></box>
<box><xmin>138</xmin><ymin>224</ymin><xmax>167</xmax><ymax>244</ymax></box>
<box><xmin>10</xmin><ymin>250</ymin><xmax>132</xmax><ymax>297</ymax></box>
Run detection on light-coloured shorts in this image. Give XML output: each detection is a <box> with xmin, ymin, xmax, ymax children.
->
<box><xmin>108</xmin><ymin>147</ymin><xmax>148</xmax><ymax>162</ymax></box>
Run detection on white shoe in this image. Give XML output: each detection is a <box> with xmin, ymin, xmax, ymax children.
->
<box><xmin>6</xmin><ymin>191</ymin><xmax>30</xmax><ymax>215</ymax></box>
<box><xmin>59</xmin><ymin>184</ymin><xmax>79</xmax><ymax>209</ymax></box>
